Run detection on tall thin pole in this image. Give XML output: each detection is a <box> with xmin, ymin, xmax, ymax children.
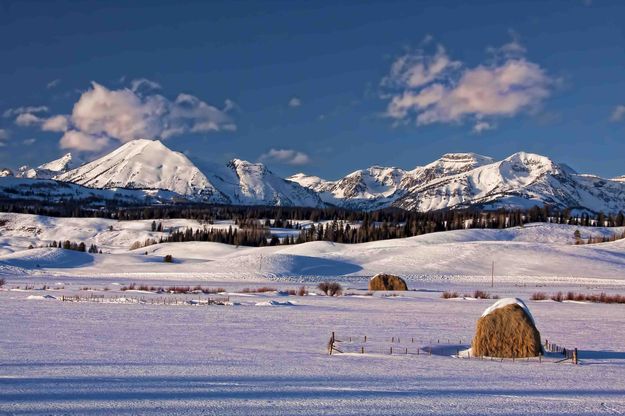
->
<box><xmin>491</xmin><ymin>261</ymin><xmax>494</xmax><ymax>288</ymax></box>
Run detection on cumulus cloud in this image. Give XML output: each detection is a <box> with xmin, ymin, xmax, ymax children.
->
<box><xmin>130</xmin><ymin>78</ymin><xmax>161</xmax><ymax>93</ymax></box>
<box><xmin>610</xmin><ymin>105</ymin><xmax>625</xmax><ymax>122</ymax></box>
<box><xmin>382</xmin><ymin>36</ymin><xmax>552</xmax><ymax>131</ymax></box>
<box><xmin>46</xmin><ymin>81</ymin><xmax>236</xmax><ymax>152</ymax></box>
<box><xmin>382</xmin><ymin>44</ymin><xmax>461</xmax><ymax>89</ymax></box>
<box><xmin>259</xmin><ymin>148</ymin><xmax>311</xmax><ymax>166</ymax></box>
<box><xmin>42</xmin><ymin>115</ymin><xmax>70</xmax><ymax>132</ymax></box>
<box><xmin>288</xmin><ymin>97</ymin><xmax>302</xmax><ymax>107</ymax></box>
<box><xmin>60</xmin><ymin>130</ymin><xmax>111</xmax><ymax>152</ymax></box>
<box><xmin>4</xmin><ymin>106</ymin><xmax>52</xmax><ymax>127</ymax></box>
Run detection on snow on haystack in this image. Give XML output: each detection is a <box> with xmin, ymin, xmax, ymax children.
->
<box><xmin>468</xmin><ymin>297</ymin><xmax>542</xmax><ymax>358</ymax></box>
<box><xmin>368</xmin><ymin>273</ymin><xmax>408</xmax><ymax>291</ymax></box>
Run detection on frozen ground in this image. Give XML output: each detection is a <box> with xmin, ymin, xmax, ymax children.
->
<box><xmin>1</xmin><ymin>213</ymin><xmax>625</xmax><ymax>414</ymax></box>
<box><xmin>1</xmin><ymin>282</ymin><xmax>625</xmax><ymax>415</ymax></box>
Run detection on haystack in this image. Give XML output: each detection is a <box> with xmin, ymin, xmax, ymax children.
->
<box><xmin>471</xmin><ymin>298</ymin><xmax>541</xmax><ymax>358</ymax></box>
<box><xmin>368</xmin><ymin>273</ymin><xmax>408</xmax><ymax>291</ymax></box>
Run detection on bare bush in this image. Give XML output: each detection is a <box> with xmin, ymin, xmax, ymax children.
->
<box><xmin>163</xmin><ymin>254</ymin><xmax>174</xmax><ymax>263</ymax></box>
<box><xmin>551</xmin><ymin>292</ymin><xmax>564</xmax><ymax>302</ymax></box>
<box><xmin>441</xmin><ymin>291</ymin><xmax>459</xmax><ymax>299</ymax></box>
<box><xmin>318</xmin><ymin>281</ymin><xmax>342</xmax><ymax>296</ymax></box>
<box><xmin>241</xmin><ymin>286</ymin><xmax>276</xmax><ymax>294</ymax></box>
<box><xmin>473</xmin><ymin>290</ymin><xmax>491</xmax><ymax>299</ymax></box>
<box><xmin>530</xmin><ymin>292</ymin><xmax>547</xmax><ymax>301</ymax></box>
<box><xmin>0</xmin><ymin>278</ymin><xmax>6</xmax><ymax>287</ymax></box>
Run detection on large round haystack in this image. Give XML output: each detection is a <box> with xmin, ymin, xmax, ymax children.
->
<box><xmin>471</xmin><ymin>298</ymin><xmax>541</xmax><ymax>358</ymax></box>
<box><xmin>368</xmin><ymin>273</ymin><xmax>408</xmax><ymax>291</ymax></box>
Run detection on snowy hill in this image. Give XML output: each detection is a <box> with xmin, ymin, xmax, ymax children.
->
<box><xmin>2</xmin><ymin>212</ymin><xmax>625</xmax><ymax>281</ymax></box>
<box><xmin>16</xmin><ymin>153</ymin><xmax>78</xmax><ymax>179</ymax></box>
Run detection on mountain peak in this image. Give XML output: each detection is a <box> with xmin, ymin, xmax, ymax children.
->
<box><xmin>55</xmin><ymin>138</ymin><xmax>223</xmax><ymax>199</ymax></box>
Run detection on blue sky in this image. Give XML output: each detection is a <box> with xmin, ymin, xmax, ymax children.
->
<box><xmin>0</xmin><ymin>0</ymin><xmax>624</xmax><ymax>179</ymax></box>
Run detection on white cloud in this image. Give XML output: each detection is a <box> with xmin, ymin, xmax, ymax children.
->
<box><xmin>51</xmin><ymin>81</ymin><xmax>236</xmax><ymax>151</ymax></box>
<box><xmin>473</xmin><ymin>120</ymin><xmax>495</xmax><ymax>133</ymax></box>
<box><xmin>382</xmin><ymin>44</ymin><xmax>461</xmax><ymax>89</ymax></box>
<box><xmin>15</xmin><ymin>112</ymin><xmax>44</xmax><ymax>126</ymax></box>
<box><xmin>610</xmin><ymin>105</ymin><xmax>625</xmax><ymax>122</ymax></box>
<box><xmin>259</xmin><ymin>148</ymin><xmax>311</xmax><ymax>166</ymax></box>
<box><xmin>47</xmin><ymin>79</ymin><xmax>61</xmax><ymax>89</ymax></box>
<box><xmin>42</xmin><ymin>115</ymin><xmax>70</xmax><ymax>132</ymax></box>
<box><xmin>130</xmin><ymin>78</ymin><xmax>161</xmax><ymax>93</ymax></box>
<box><xmin>0</xmin><ymin>128</ymin><xmax>9</xmax><ymax>140</ymax></box>
<box><xmin>382</xmin><ymin>36</ymin><xmax>552</xmax><ymax>131</ymax></box>
<box><xmin>3</xmin><ymin>106</ymin><xmax>49</xmax><ymax>118</ymax></box>
<box><xmin>22</xmin><ymin>138</ymin><xmax>36</xmax><ymax>145</ymax></box>
<box><xmin>60</xmin><ymin>130</ymin><xmax>111</xmax><ymax>152</ymax></box>
<box><xmin>288</xmin><ymin>97</ymin><xmax>302</xmax><ymax>107</ymax></box>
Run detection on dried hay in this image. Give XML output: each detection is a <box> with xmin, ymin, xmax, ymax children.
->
<box><xmin>471</xmin><ymin>303</ymin><xmax>541</xmax><ymax>358</ymax></box>
<box><xmin>368</xmin><ymin>273</ymin><xmax>408</xmax><ymax>291</ymax></box>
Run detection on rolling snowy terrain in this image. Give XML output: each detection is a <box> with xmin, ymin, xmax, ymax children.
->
<box><xmin>3</xmin><ymin>139</ymin><xmax>625</xmax><ymax>212</ymax></box>
<box><xmin>1</xmin><ymin>212</ymin><xmax>625</xmax><ymax>283</ymax></box>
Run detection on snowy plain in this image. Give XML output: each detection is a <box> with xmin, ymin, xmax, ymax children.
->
<box><xmin>1</xmin><ymin>213</ymin><xmax>625</xmax><ymax>414</ymax></box>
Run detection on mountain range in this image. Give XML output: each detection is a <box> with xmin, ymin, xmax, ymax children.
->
<box><xmin>1</xmin><ymin>138</ymin><xmax>625</xmax><ymax>213</ymax></box>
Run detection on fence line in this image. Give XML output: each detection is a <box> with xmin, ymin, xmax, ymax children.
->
<box><xmin>328</xmin><ymin>332</ymin><xmax>579</xmax><ymax>364</ymax></box>
<box><xmin>60</xmin><ymin>294</ymin><xmax>230</xmax><ymax>306</ymax></box>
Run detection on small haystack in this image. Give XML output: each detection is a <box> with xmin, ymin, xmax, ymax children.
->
<box><xmin>471</xmin><ymin>298</ymin><xmax>541</xmax><ymax>358</ymax></box>
<box><xmin>368</xmin><ymin>273</ymin><xmax>408</xmax><ymax>291</ymax></box>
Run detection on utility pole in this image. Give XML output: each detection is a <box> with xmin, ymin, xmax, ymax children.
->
<box><xmin>491</xmin><ymin>260</ymin><xmax>494</xmax><ymax>288</ymax></box>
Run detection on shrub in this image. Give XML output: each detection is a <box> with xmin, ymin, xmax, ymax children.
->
<box><xmin>530</xmin><ymin>292</ymin><xmax>547</xmax><ymax>301</ymax></box>
<box><xmin>318</xmin><ymin>281</ymin><xmax>342</xmax><ymax>296</ymax></box>
<box><xmin>441</xmin><ymin>291</ymin><xmax>459</xmax><ymax>299</ymax></box>
<box><xmin>0</xmin><ymin>278</ymin><xmax>5</xmax><ymax>287</ymax></box>
<box><xmin>163</xmin><ymin>254</ymin><xmax>173</xmax><ymax>263</ymax></box>
<box><xmin>473</xmin><ymin>290</ymin><xmax>491</xmax><ymax>299</ymax></box>
<box><xmin>297</xmin><ymin>285</ymin><xmax>308</xmax><ymax>296</ymax></box>
<box><xmin>551</xmin><ymin>292</ymin><xmax>564</xmax><ymax>302</ymax></box>
<box><xmin>241</xmin><ymin>286</ymin><xmax>276</xmax><ymax>294</ymax></box>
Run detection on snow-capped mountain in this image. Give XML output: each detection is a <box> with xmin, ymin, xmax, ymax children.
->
<box><xmin>16</xmin><ymin>153</ymin><xmax>78</xmax><ymax>179</ymax></box>
<box><xmin>4</xmin><ymin>139</ymin><xmax>625</xmax><ymax>213</ymax></box>
<box><xmin>208</xmin><ymin>159</ymin><xmax>323</xmax><ymax>207</ymax></box>
<box><xmin>289</xmin><ymin>166</ymin><xmax>406</xmax><ymax>209</ymax></box>
<box><xmin>288</xmin><ymin>153</ymin><xmax>496</xmax><ymax>210</ymax></box>
<box><xmin>52</xmin><ymin>139</ymin><xmax>323</xmax><ymax>207</ymax></box>
<box><xmin>290</xmin><ymin>152</ymin><xmax>625</xmax><ymax>213</ymax></box>
<box><xmin>55</xmin><ymin>139</ymin><xmax>228</xmax><ymax>203</ymax></box>
<box><xmin>0</xmin><ymin>168</ymin><xmax>13</xmax><ymax>177</ymax></box>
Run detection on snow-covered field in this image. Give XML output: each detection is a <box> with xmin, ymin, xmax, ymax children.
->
<box><xmin>1</xmin><ymin>212</ymin><xmax>625</xmax><ymax>414</ymax></box>
<box><xmin>1</xmin><ymin>284</ymin><xmax>625</xmax><ymax>415</ymax></box>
